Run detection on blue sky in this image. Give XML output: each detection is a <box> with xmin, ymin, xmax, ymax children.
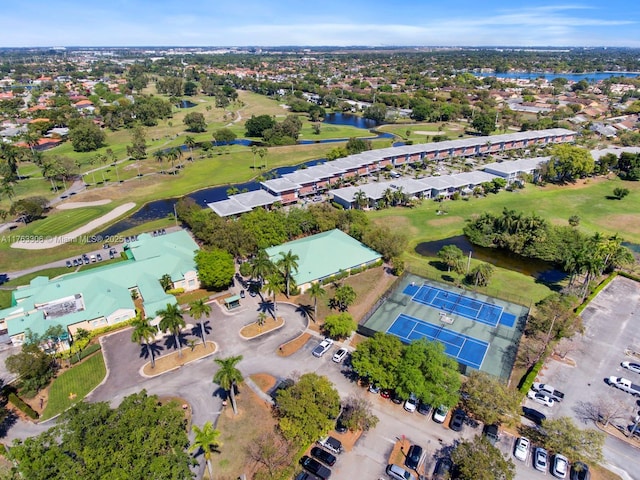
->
<box><xmin>0</xmin><ymin>1</ymin><xmax>638</xmax><ymax>48</ymax></box>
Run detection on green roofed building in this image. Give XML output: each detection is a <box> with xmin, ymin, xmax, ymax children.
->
<box><xmin>0</xmin><ymin>230</ymin><xmax>200</xmax><ymax>350</ymax></box>
<box><xmin>265</xmin><ymin>229</ymin><xmax>382</xmax><ymax>293</ymax></box>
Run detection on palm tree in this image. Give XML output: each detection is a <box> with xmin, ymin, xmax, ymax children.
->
<box><xmin>251</xmin><ymin>144</ymin><xmax>258</xmax><ymax>170</ymax></box>
<box><xmin>471</xmin><ymin>262</ymin><xmax>494</xmax><ymax>286</ymax></box>
<box><xmin>213</xmin><ymin>355</ymin><xmax>244</xmax><ymax>415</ymax></box>
<box><xmin>257</xmin><ymin>311</ymin><xmax>267</xmax><ymax>331</ymax></box>
<box><xmin>250</xmin><ymin>249</ymin><xmax>275</xmax><ymax>286</ymax></box>
<box><xmin>158</xmin><ymin>302</ymin><xmax>186</xmax><ymax>358</ymax></box>
<box><xmin>153</xmin><ymin>149</ymin><xmax>165</xmax><ymax>163</ymax></box>
<box><xmin>308</xmin><ymin>282</ymin><xmax>326</xmax><ymax>322</ymax></box>
<box><xmin>189</xmin><ymin>299</ymin><xmax>212</xmax><ymax>347</ymax></box>
<box><xmin>277</xmin><ymin>249</ymin><xmax>299</xmax><ymax>297</ymax></box>
<box><xmin>258</xmin><ymin>147</ymin><xmax>268</xmax><ymax>169</ymax></box>
<box><xmin>130</xmin><ymin>316</ymin><xmax>158</xmax><ymax>368</ymax></box>
<box><xmin>263</xmin><ymin>273</ymin><xmax>284</xmax><ymax>317</ymax></box>
<box><xmin>438</xmin><ymin>245</ymin><xmax>465</xmax><ymax>273</ymax></box>
<box><xmin>353</xmin><ymin>189</ymin><xmax>367</xmax><ymax>210</ymax></box>
<box><xmin>184</xmin><ymin>135</ymin><xmax>197</xmax><ymax>161</ymax></box>
<box><xmin>189</xmin><ymin>421</ymin><xmax>221</xmax><ymax>479</ymax></box>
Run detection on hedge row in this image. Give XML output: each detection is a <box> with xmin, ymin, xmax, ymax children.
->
<box><xmin>518</xmin><ymin>360</ymin><xmax>545</xmax><ymax>394</ymax></box>
<box><xmin>575</xmin><ymin>272</ymin><xmax>617</xmax><ymax>316</ymax></box>
<box><xmin>70</xmin><ymin>343</ymin><xmax>102</xmax><ymax>365</ymax></box>
<box><xmin>8</xmin><ymin>392</ymin><xmax>39</xmax><ymax>419</ymax></box>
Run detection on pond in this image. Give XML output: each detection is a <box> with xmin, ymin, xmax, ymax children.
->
<box><xmin>414</xmin><ymin>235</ymin><xmax>567</xmax><ymax>283</ymax></box>
<box><xmin>176</xmin><ymin>100</ymin><xmax>197</xmax><ymax>108</ymax></box>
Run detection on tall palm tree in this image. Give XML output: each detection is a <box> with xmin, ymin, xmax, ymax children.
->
<box><xmin>257</xmin><ymin>311</ymin><xmax>267</xmax><ymax>331</ymax></box>
<box><xmin>263</xmin><ymin>273</ymin><xmax>284</xmax><ymax>317</ymax></box>
<box><xmin>189</xmin><ymin>299</ymin><xmax>212</xmax><ymax>347</ymax></box>
<box><xmin>130</xmin><ymin>316</ymin><xmax>158</xmax><ymax>368</ymax></box>
<box><xmin>213</xmin><ymin>355</ymin><xmax>244</xmax><ymax>415</ymax></box>
<box><xmin>277</xmin><ymin>249</ymin><xmax>299</xmax><ymax>297</ymax></box>
<box><xmin>158</xmin><ymin>303</ymin><xmax>186</xmax><ymax>358</ymax></box>
<box><xmin>250</xmin><ymin>249</ymin><xmax>275</xmax><ymax>286</ymax></box>
<box><xmin>189</xmin><ymin>421</ymin><xmax>221</xmax><ymax>479</ymax></box>
<box><xmin>153</xmin><ymin>149</ymin><xmax>165</xmax><ymax>163</ymax></box>
<box><xmin>353</xmin><ymin>189</ymin><xmax>367</xmax><ymax>210</ymax></box>
<box><xmin>184</xmin><ymin>135</ymin><xmax>197</xmax><ymax>161</ymax></box>
<box><xmin>308</xmin><ymin>282</ymin><xmax>326</xmax><ymax>322</ymax></box>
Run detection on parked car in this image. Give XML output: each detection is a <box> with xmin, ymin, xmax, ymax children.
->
<box><xmin>404</xmin><ymin>393</ymin><xmax>418</xmax><ymax>413</ymax></box>
<box><xmin>523</xmin><ymin>406</ymin><xmax>547</xmax><ymax>426</ymax></box>
<box><xmin>449</xmin><ymin>409</ymin><xmax>465</xmax><ymax>431</ymax></box>
<box><xmin>513</xmin><ymin>437</ymin><xmax>530</xmax><ymax>461</ymax></box>
<box><xmin>368</xmin><ymin>384</ymin><xmax>380</xmax><ymax>394</ymax></box>
<box><xmin>432</xmin><ymin>458</ymin><xmax>453</xmax><ymax>480</ymax></box>
<box><xmin>239</xmin><ymin>289</ymin><xmax>245</xmax><ymax>298</ymax></box>
<box><xmin>295</xmin><ymin>472</ymin><xmax>320</xmax><ymax>480</ymax></box>
<box><xmin>552</xmin><ymin>454</ymin><xmax>569</xmax><ymax>479</ymax></box>
<box><xmin>65</xmin><ymin>260</ymin><xmax>72</xmax><ymax>268</ymax></box>
<box><xmin>527</xmin><ymin>390</ymin><xmax>555</xmax><ymax>407</ymax></box>
<box><xmin>391</xmin><ymin>391</ymin><xmax>403</xmax><ymax>404</ymax></box>
<box><xmin>482</xmin><ymin>424</ymin><xmax>499</xmax><ymax>445</ymax></box>
<box><xmin>622</xmin><ymin>361</ymin><xmax>640</xmax><ymax>375</ymax></box>
<box><xmin>332</xmin><ymin>347</ymin><xmax>348</xmax><ymax>363</ymax></box>
<box><xmin>317</xmin><ymin>436</ymin><xmax>342</xmax><ymax>455</ymax></box>
<box><xmin>299</xmin><ymin>455</ymin><xmax>331</xmax><ymax>480</ymax></box>
<box><xmin>432</xmin><ymin>405</ymin><xmax>448</xmax><ymax>423</ymax></box>
<box><xmin>312</xmin><ymin>338</ymin><xmax>334</xmax><ymax>357</ymax></box>
<box><xmin>72</xmin><ymin>259</ymin><xmax>79</xmax><ymax>267</ymax></box>
<box><xmin>534</xmin><ymin>447</ymin><xmax>548</xmax><ymax>472</ymax></box>
<box><xmin>570</xmin><ymin>461</ymin><xmax>590</xmax><ymax>480</ymax></box>
<box><xmin>386</xmin><ymin>464</ymin><xmax>416</xmax><ymax>480</ymax></box>
<box><xmin>83</xmin><ymin>256</ymin><xmax>90</xmax><ymax>265</ymax></box>
<box><xmin>404</xmin><ymin>444</ymin><xmax>423</xmax><ymax>470</ymax></box>
<box><xmin>335</xmin><ymin>408</ymin><xmax>349</xmax><ymax>434</ymax></box>
<box><xmin>417</xmin><ymin>401</ymin><xmax>432</xmax><ymax>416</ymax></box>
<box><xmin>90</xmin><ymin>255</ymin><xmax>96</xmax><ymax>263</ymax></box>
<box><xmin>310</xmin><ymin>447</ymin><xmax>336</xmax><ymax>467</ymax></box>
<box><xmin>96</xmin><ymin>253</ymin><xmax>102</xmax><ymax>261</ymax></box>
<box><xmin>380</xmin><ymin>389</ymin><xmax>392</xmax><ymax>399</ymax></box>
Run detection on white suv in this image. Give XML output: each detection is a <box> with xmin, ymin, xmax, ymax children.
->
<box><xmin>403</xmin><ymin>393</ymin><xmax>418</xmax><ymax>413</ymax></box>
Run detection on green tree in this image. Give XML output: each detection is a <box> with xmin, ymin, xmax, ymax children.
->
<box><xmin>183</xmin><ymin>112</ymin><xmax>206</xmax><ymax>133</ymax></box>
<box><xmin>361</xmin><ymin>225</ymin><xmax>408</xmax><ymax>261</ymax></box>
<box><xmin>277</xmin><ymin>249</ymin><xmax>299</xmax><ymax>297</ymax></box>
<box><xmin>547</xmin><ymin>144</ymin><xmax>595</xmax><ymax>182</ymax></box>
<box><xmin>323</xmin><ymin>312</ymin><xmax>357</xmax><ymax>339</ymax></box>
<box><xmin>332</xmin><ymin>284</ymin><xmax>356</xmax><ymax>312</ymax></box>
<box><xmin>351</xmin><ymin>332</ymin><xmax>404</xmax><ymax>389</ymax></box>
<box><xmin>363</xmin><ymin>103</ymin><xmax>387</xmax><ymax>123</ymax></box>
<box><xmin>438</xmin><ymin>244</ymin><xmax>465</xmax><ymax>273</ymax></box>
<box><xmin>472</xmin><ymin>111</ymin><xmax>496</xmax><ymax>136</ymax></box>
<box><xmin>461</xmin><ymin>371</ymin><xmax>521</xmax><ymax>425</ymax></box>
<box><xmin>275</xmin><ymin>373</ymin><xmax>341</xmax><ymax>445</ymax></box>
<box><xmin>451</xmin><ymin>436</ymin><xmax>515</xmax><ymax>480</ymax></box>
<box><xmin>214</xmin><ymin>127</ymin><xmax>237</xmax><ymax>145</ymax></box>
<box><xmin>126</xmin><ymin>125</ymin><xmax>147</xmax><ymax>160</ymax></box>
<box><xmin>308</xmin><ymin>282</ymin><xmax>326</xmax><ymax>322</ymax></box>
<box><xmin>213</xmin><ymin>355</ymin><xmax>244</xmax><ymax>415</ymax></box>
<box><xmin>469</xmin><ymin>262</ymin><xmax>494</xmax><ymax>286</ymax></box>
<box><xmin>130</xmin><ymin>316</ymin><xmax>158</xmax><ymax>369</ymax></box>
<box><xmin>8</xmin><ymin>391</ymin><xmax>192</xmax><ymax>480</ymax></box>
<box><xmin>68</xmin><ymin>118</ymin><xmax>106</xmax><ymax>152</ymax></box>
<box><xmin>189</xmin><ymin>421</ymin><xmax>221</xmax><ymax>480</ymax></box>
<box><xmin>257</xmin><ymin>311</ymin><xmax>267</xmax><ymax>331</ymax></box>
<box><xmin>395</xmin><ymin>338</ymin><xmax>461</xmax><ymax>407</ymax></box>
<box><xmin>189</xmin><ymin>299</ymin><xmax>212</xmax><ymax>346</ymax></box>
<box><xmin>250</xmin><ymin>249</ymin><xmax>275</xmax><ymax>285</ymax></box>
<box><xmin>263</xmin><ymin>273</ymin><xmax>285</xmax><ymax>316</ymax></box>
<box><xmin>353</xmin><ymin>189</ymin><xmax>368</xmax><ymax>210</ymax></box>
<box><xmin>194</xmin><ymin>249</ymin><xmax>235</xmax><ymax>290</ymax></box>
<box><xmin>537</xmin><ymin>417</ymin><xmax>605</xmax><ymax>464</ymax></box>
<box><xmin>158</xmin><ymin>302</ymin><xmax>186</xmax><ymax>358</ymax></box>
<box><xmin>5</xmin><ymin>341</ymin><xmax>56</xmax><ymax>396</ymax></box>
<box><xmin>184</xmin><ymin>135</ymin><xmax>197</xmax><ymax>161</ymax></box>
<box><xmin>245</xmin><ymin>114</ymin><xmax>276</xmax><ymax>137</ymax></box>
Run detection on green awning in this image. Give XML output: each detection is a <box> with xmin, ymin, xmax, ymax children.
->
<box><xmin>224</xmin><ymin>295</ymin><xmax>240</xmax><ymax>304</ymax></box>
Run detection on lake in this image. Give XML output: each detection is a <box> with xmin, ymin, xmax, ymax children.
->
<box><xmin>414</xmin><ymin>235</ymin><xmax>567</xmax><ymax>283</ymax></box>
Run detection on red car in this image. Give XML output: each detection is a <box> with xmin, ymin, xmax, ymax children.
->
<box><xmin>380</xmin><ymin>389</ymin><xmax>392</xmax><ymax>399</ymax></box>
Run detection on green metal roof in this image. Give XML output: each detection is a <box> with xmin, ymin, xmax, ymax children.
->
<box><xmin>265</xmin><ymin>229</ymin><xmax>382</xmax><ymax>286</ymax></box>
<box><xmin>3</xmin><ymin>230</ymin><xmax>199</xmax><ymax>338</ymax></box>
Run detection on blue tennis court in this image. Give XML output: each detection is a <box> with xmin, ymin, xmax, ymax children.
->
<box><xmin>387</xmin><ymin>313</ymin><xmax>489</xmax><ymax>369</ymax></box>
<box><xmin>404</xmin><ymin>284</ymin><xmax>504</xmax><ymax>327</ymax></box>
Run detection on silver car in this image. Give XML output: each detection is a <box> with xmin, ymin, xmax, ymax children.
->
<box><xmin>534</xmin><ymin>447</ymin><xmax>548</xmax><ymax>472</ymax></box>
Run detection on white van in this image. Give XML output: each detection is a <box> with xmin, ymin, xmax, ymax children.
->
<box><xmin>386</xmin><ymin>464</ymin><xmax>416</xmax><ymax>480</ymax></box>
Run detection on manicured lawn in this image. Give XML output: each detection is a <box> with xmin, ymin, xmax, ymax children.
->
<box><xmin>40</xmin><ymin>352</ymin><xmax>106</xmax><ymax>420</ymax></box>
<box><xmin>28</xmin><ymin>207</ymin><xmax>106</xmax><ymax>237</ymax></box>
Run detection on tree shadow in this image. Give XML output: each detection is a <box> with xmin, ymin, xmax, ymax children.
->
<box><xmin>0</xmin><ymin>410</ymin><xmax>17</xmax><ymax>439</ymax></box>
<box><xmin>258</xmin><ymin>299</ymin><xmax>276</xmax><ymax>318</ymax></box>
<box><xmin>191</xmin><ymin>320</ymin><xmax>212</xmax><ymax>339</ymax></box>
<box><xmin>296</xmin><ymin>304</ymin><xmax>314</xmax><ymax>322</ymax></box>
<box><xmin>429</xmin><ymin>259</ymin><xmax>449</xmax><ymax>272</ymax></box>
<box><xmin>139</xmin><ymin>342</ymin><xmax>164</xmax><ymax>361</ymax></box>
<box><xmin>163</xmin><ymin>332</ymin><xmax>189</xmax><ymax>352</ymax></box>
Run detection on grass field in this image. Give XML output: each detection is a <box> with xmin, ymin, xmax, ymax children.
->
<box><xmin>40</xmin><ymin>352</ymin><xmax>106</xmax><ymax>420</ymax></box>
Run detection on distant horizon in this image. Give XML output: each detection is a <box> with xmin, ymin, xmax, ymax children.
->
<box><xmin>0</xmin><ymin>2</ymin><xmax>638</xmax><ymax>48</ymax></box>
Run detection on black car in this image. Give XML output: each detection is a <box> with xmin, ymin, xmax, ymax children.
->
<box><xmin>405</xmin><ymin>444</ymin><xmax>423</xmax><ymax>470</ymax></box>
<box><xmin>66</xmin><ymin>260</ymin><xmax>72</xmax><ymax>268</ymax></box>
<box><xmin>391</xmin><ymin>391</ymin><xmax>403</xmax><ymax>404</ymax></box>
<box><xmin>449</xmin><ymin>409</ymin><xmax>465</xmax><ymax>432</ymax></box>
<box><xmin>300</xmin><ymin>455</ymin><xmax>331</xmax><ymax>480</ymax></box>
<box><xmin>417</xmin><ymin>402</ymin><xmax>432</xmax><ymax>416</ymax></box>
<box><xmin>335</xmin><ymin>408</ymin><xmax>349</xmax><ymax>433</ymax></box>
<box><xmin>433</xmin><ymin>458</ymin><xmax>453</xmax><ymax>480</ymax></box>
<box><xmin>73</xmin><ymin>259</ymin><xmax>79</xmax><ymax>267</ymax></box>
<box><xmin>295</xmin><ymin>473</ymin><xmax>320</xmax><ymax>480</ymax></box>
<box><xmin>570</xmin><ymin>461</ymin><xmax>591</xmax><ymax>480</ymax></box>
<box><xmin>522</xmin><ymin>406</ymin><xmax>547</xmax><ymax>426</ymax></box>
<box><xmin>310</xmin><ymin>446</ymin><xmax>336</xmax><ymax>467</ymax></box>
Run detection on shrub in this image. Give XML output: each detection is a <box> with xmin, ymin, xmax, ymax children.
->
<box><xmin>8</xmin><ymin>392</ymin><xmax>39</xmax><ymax>419</ymax></box>
<box><xmin>69</xmin><ymin>343</ymin><xmax>102</xmax><ymax>365</ymax></box>
<box><xmin>519</xmin><ymin>360</ymin><xmax>545</xmax><ymax>393</ymax></box>
<box><xmin>166</xmin><ymin>288</ymin><xmax>185</xmax><ymax>295</ymax></box>
<box><xmin>238</xmin><ymin>261</ymin><xmax>252</xmax><ymax>277</ymax></box>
